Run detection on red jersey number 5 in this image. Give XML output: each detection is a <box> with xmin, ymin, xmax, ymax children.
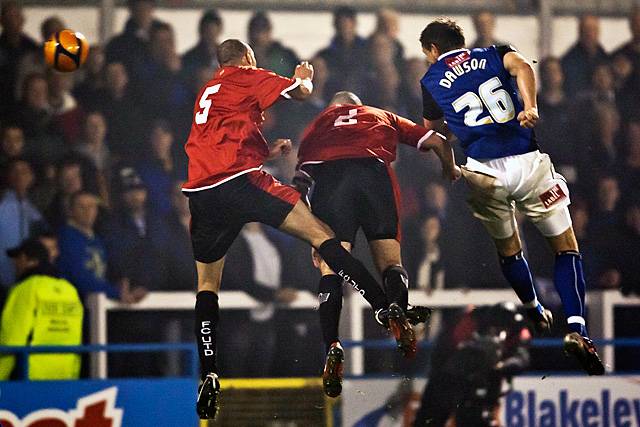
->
<box><xmin>195</xmin><ymin>84</ymin><xmax>221</xmax><ymax>125</ymax></box>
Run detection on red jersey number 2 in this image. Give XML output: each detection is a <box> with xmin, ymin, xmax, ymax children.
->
<box><xmin>195</xmin><ymin>84</ymin><xmax>222</xmax><ymax>125</ymax></box>
<box><xmin>334</xmin><ymin>108</ymin><xmax>358</xmax><ymax>127</ymax></box>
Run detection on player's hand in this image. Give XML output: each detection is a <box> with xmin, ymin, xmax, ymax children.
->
<box><xmin>294</xmin><ymin>61</ymin><xmax>314</xmax><ymax>81</ymax></box>
<box><xmin>267</xmin><ymin>138</ymin><xmax>292</xmax><ymax>160</ymax></box>
<box><xmin>276</xmin><ymin>288</ymin><xmax>299</xmax><ymax>304</ymax></box>
<box><xmin>442</xmin><ymin>165</ymin><xmax>462</xmax><ymax>182</ymax></box>
<box><xmin>517</xmin><ymin>107</ymin><xmax>539</xmax><ymax>129</ymax></box>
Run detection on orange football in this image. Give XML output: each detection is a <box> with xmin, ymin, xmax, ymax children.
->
<box><xmin>44</xmin><ymin>29</ymin><xmax>89</xmax><ymax>72</ymax></box>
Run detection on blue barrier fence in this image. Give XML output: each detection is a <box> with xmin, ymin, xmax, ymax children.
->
<box><xmin>2</xmin><ymin>338</ymin><xmax>639</xmax><ymax>379</ymax></box>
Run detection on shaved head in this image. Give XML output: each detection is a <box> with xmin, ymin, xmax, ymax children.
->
<box><xmin>330</xmin><ymin>91</ymin><xmax>362</xmax><ymax>106</ymax></box>
<box><xmin>217</xmin><ymin>39</ymin><xmax>251</xmax><ymax>66</ymax></box>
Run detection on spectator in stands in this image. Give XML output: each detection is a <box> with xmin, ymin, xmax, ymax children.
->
<box><xmin>57</xmin><ymin>190</ymin><xmax>145</xmax><ymax>303</ymax></box>
<box><xmin>13</xmin><ymin>73</ymin><xmax>51</xmax><ymax>139</ymax></box>
<box><xmin>589</xmin><ymin>175</ymin><xmax>621</xmax><ymax>236</ymax></box>
<box><xmin>137</xmin><ymin>120</ymin><xmax>185</xmax><ymax>216</ymax></box>
<box><xmin>45</xmin><ymin>158</ymin><xmax>83</xmax><ymax>229</ymax></box>
<box><xmin>73</xmin><ymin>112</ymin><xmax>111</xmax><ymax>203</ymax></box>
<box><xmin>132</xmin><ymin>22</ymin><xmax>191</xmax><ymax>134</ymax></box>
<box><xmin>74</xmin><ymin>111</ymin><xmax>111</xmax><ymax>175</ymax></box>
<box><xmin>248</xmin><ymin>12</ymin><xmax>299</xmax><ymax>77</ymax></box>
<box><xmin>104</xmin><ymin>167</ymin><xmax>170</xmax><ymax>291</ymax></box>
<box><xmin>218</xmin><ymin>222</ymin><xmax>299</xmax><ymax>377</ymax></box>
<box><xmin>371</xmin><ymin>9</ymin><xmax>405</xmax><ymax>79</ymax></box>
<box><xmin>470</xmin><ymin>10</ymin><xmax>505</xmax><ymax>48</ymax></box>
<box><xmin>0</xmin><ymin>1</ymin><xmax>38</xmax><ymax>120</ymax></box>
<box><xmin>0</xmin><ymin>238</ymin><xmax>83</xmax><ymax>380</ymax></box>
<box><xmin>612</xmin><ymin>8</ymin><xmax>640</xmax><ymax>119</ymax></box>
<box><xmin>74</xmin><ymin>46</ymin><xmax>107</xmax><ymax>108</ymax></box>
<box><xmin>365</xmin><ymin>33</ymin><xmax>401</xmax><ymax>110</ymax></box>
<box><xmin>182</xmin><ymin>9</ymin><xmax>222</xmax><ymax>76</ymax></box>
<box><xmin>163</xmin><ymin>181</ymin><xmax>196</xmax><ymax>291</ymax></box>
<box><xmin>105</xmin><ymin>0</ymin><xmax>161</xmax><ymax>70</ymax></box>
<box><xmin>537</xmin><ymin>57</ymin><xmax>577</xmax><ymax>183</ymax></box>
<box><xmin>607</xmin><ymin>201</ymin><xmax>640</xmax><ymax>296</ymax></box>
<box><xmin>402</xmin><ymin>57</ymin><xmax>428</xmax><ymax>123</ymax></box>
<box><xmin>317</xmin><ymin>6</ymin><xmax>368</xmax><ymax>101</ymax></box>
<box><xmin>0</xmin><ymin>158</ymin><xmax>43</xmax><ymax>288</ymax></box>
<box><xmin>561</xmin><ymin>14</ymin><xmax>608</xmax><ymax>95</ymax></box>
<box><xmin>40</xmin><ymin>15</ymin><xmax>64</xmax><ymax>42</ymax></box>
<box><xmin>47</xmin><ymin>69</ymin><xmax>83</xmax><ymax>145</ymax></box>
<box><xmin>411</xmin><ymin>214</ymin><xmax>445</xmax><ymax>292</ymax></box>
<box><xmin>0</xmin><ymin>125</ymin><xmax>26</xmax><ymax>176</ymax></box>
<box><xmin>573</xmin><ymin>64</ymin><xmax>620</xmax><ymax>186</ymax></box>
<box><xmin>617</xmin><ymin>120</ymin><xmax>640</xmax><ymax>195</ymax></box>
<box><xmin>94</xmin><ymin>62</ymin><xmax>146</xmax><ymax>159</ymax></box>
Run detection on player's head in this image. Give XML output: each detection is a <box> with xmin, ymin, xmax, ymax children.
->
<box><xmin>420</xmin><ymin>18</ymin><xmax>466</xmax><ymax>64</ymax></box>
<box><xmin>217</xmin><ymin>39</ymin><xmax>256</xmax><ymax>68</ymax></box>
<box><xmin>330</xmin><ymin>91</ymin><xmax>362</xmax><ymax>106</ymax></box>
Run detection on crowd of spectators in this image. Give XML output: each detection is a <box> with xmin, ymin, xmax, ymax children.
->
<box><xmin>0</xmin><ymin>0</ymin><xmax>639</xmax><ymax>377</ymax></box>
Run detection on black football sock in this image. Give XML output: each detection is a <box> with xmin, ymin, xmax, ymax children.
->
<box><xmin>383</xmin><ymin>265</ymin><xmax>409</xmax><ymax>311</ymax></box>
<box><xmin>195</xmin><ymin>291</ymin><xmax>219</xmax><ymax>379</ymax></box>
<box><xmin>318</xmin><ymin>274</ymin><xmax>343</xmax><ymax>352</ymax></box>
<box><xmin>317</xmin><ymin>238</ymin><xmax>387</xmax><ymax>311</ymax></box>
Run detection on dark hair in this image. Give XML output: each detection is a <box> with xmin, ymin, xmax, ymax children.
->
<box><xmin>149</xmin><ymin>21</ymin><xmax>173</xmax><ymax>39</ymax></box>
<box><xmin>334</xmin><ymin>6</ymin><xmax>356</xmax><ymax>22</ymax></box>
<box><xmin>199</xmin><ymin>9</ymin><xmax>222</xmax><ymax>34</ymax></box>
<box><xmin>420</xmin><ymin>18</ymin><xmax>466</xmax><ymax>53</ymax></box>
<box><xmin>216</xmin><ymin>39</ymin><xmax>248</xmax><ymax>65</ymax></box>
<box><xmin>248</xmin><ymin>12</ymin><xmax>271</xmax><ymax>35</ymax></box>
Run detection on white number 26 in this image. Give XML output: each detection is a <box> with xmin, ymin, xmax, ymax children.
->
<box><xmin>451</xmin><ymin>77</ymin><xmax>515</xmax><ymax>127</ymax></box>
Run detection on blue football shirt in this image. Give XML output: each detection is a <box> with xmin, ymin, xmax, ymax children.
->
<box><xmin>421</xmin><ymin>46</ymin><xmax>537</xmax><ymax>160</ymax></box>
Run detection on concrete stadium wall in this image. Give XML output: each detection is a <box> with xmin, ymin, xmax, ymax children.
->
<box><xmin>23</xmin><ymin>7</ymin><xmax>631</xmax><ymax>63</ymax></box>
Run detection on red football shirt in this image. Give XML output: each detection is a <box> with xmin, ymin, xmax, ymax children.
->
<box><xmin>182</xmin><ymin>66</ymin><xmax>299</xmax><ymax>191</ymax></box>
<box><xmin>297</xmin><ymin>105</ymin><xmax>432</xmax><ymax>168</ymax></box>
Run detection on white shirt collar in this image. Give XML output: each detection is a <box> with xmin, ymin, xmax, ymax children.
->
<box><xmin>437</xmin><ymin>48</ymin><xmax>470</xmax><ymax>61</ymax></box>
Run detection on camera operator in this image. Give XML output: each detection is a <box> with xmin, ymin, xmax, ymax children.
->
<box><xmin>413</xmin><ymin>302</ymin><xmax>531</xmax><ymax>427</ymax></box>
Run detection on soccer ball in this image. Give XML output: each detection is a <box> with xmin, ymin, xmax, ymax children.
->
<box><xmin>44</xmin><ymin>30</ymin><xmax>89</xmax><ymax>73</ymax></box>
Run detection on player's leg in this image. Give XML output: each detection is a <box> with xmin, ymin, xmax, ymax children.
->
<box><xmin>315</xmin><ymin>245</ymin><xmax>349</xmax><ymax>398</ymax></box>
<box><xmin>464</xmin><ymin>169</ymin><xmax>551</xmax><ymax>333</ymax></box>
<box><xmin>519</xmin><ymin>152</ymin><xmax>603</xmax><ymax>374</ymax></box>
<box><xmin>187</xmin><ymin>186</ymin><xmax>244</xmax><ymax>419</ymax></box>
<box><xmin>280</xmin><ymin>201</ymin><xmax>388</xmax><ymax>311</ymax></box>
<box><xmin>242</xmin><ymin>169</ymin><xmax>388</xmax><ymax>313</ymax></box>
<box><xmin>535</xmin><ymin>210</ymin><xmax>605</xmax><ymax>375</ymax></box>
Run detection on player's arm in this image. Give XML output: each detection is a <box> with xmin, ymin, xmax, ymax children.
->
<box><xmin>286</xmin><ymin>61</ymin><xmax>314</xmax><ymax>100</ymax></box>
<box><xmin>421</xmin><ymin>85</ymin><xmax>447</xmax><ymax>134</ymax></box>
<box><xmin>395</xmin><ymin>113</ymin><xmax>460</xmax><ymax>182</ymax></box>
<box><xmin>502</xmin><ymin>48</ymin><xmax>538</xmax><ymax>129</ymax></box>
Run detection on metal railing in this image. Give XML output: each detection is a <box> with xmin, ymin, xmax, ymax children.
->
<box><xmin>85</xmin><ymin>289</ymin><xmax>640</xmax><ymax>378</ymax></box>
<box><xmin>2</xmin><ymin>337</ymin><xmax>639</xmax><ymax>380</ymax></box>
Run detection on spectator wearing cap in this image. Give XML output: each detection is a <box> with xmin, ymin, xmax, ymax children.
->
<box><xmin>136</xmin><ymin>120</ymin><xmax>186</xmax><ymax>216</ymax></box>
<box><xmin>317</xmin><ymin>7</ymin><xmax>369</xmax><ymax>101</ymax></box>
<box><xmin>57</xmin><ymin>190</ymin><xmax>146</xmax><ymax>303</ymax></box>
<box><xmin>0</xmin><ymin>238</ymin><xmax>83</xmax><ymax>380</ymax></box>
<box><xmin>0</xmin><ymin>158</ymin><xmax>43</xmax><ymax>288</ymax></box>
<box><xmin>182</xmin><ymin>9</ymin><xmax>222</xmax><ymax>76</ymax></box>
<box><xmin>248</xmin><ymin>12</ymin><xmax>299</xmax><ymax>77</ymax></box>
<box><xmin>104</xmin><ymin>167</ymin><xmax>170</xmax><ymax>291</ymax></box>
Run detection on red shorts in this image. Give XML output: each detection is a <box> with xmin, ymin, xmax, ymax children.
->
<box><xmin>185</xmin><ymin>170</ymin><xmax>300</xmax><ymax>262</ymax></box>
